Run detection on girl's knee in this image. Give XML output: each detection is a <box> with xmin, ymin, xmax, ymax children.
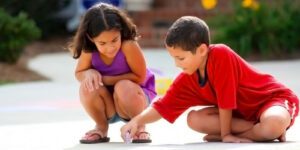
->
<box><xmin>114</xmin><ymin>91</ymin><xmax>145</xmax><ymax>108</ymax></box>
<box><xmin>79</xmin><ymin>84</ymin><xmax>105</xmax><ymax>102</ymax></box>
<box><xmin>114</xmin><ymin>82</ymin><xmax>146</xmax><ymax>114</ymax></box>
<box><xmin>114</xmin><ymin>80</ymin><xmax>141</xmax><ymax>100</ymax></box>
<box><xmin>80</xmin><ymin>83</ymin><xmax>107</xmax><ymax>94</ymax></box>
<box><xmin>79</xmin><ymin>84</ymin><xmax>92</xmax><ymax>98</ymax></box>
<box><xmin>115</xmin><ymin>80</ymin><xmax>133</xmax><ymax>91</ymax></box>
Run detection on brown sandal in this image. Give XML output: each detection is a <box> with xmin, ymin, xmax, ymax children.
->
<box><xmin>132</xmin><ymin>131</ymin><xmax>152</xmax><ymax>143</ymax></box>
<box><xmin>80</xmin><ymin>129</ymin><xmax>110</xmax><ymax>144</ymax></box>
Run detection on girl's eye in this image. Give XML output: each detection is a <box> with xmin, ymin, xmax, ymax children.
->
<box><xmin>178</xmin><ymin>58</ymin><xmax>184</xmax><ymax>61</ymax></box>
<box><xmin>98</xmin><ymin>42</ymin><xmax>105</xmax><ymax>46</ymax></box>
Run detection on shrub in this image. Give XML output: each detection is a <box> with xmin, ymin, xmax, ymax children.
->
<box><xmin>209</xmin><ymin>0</ymin><xmax>300</xmax><ymax>59</ymax></box>
<box><xmin>0</xmin><ymin>8</ymin><xmax>41</xmax><ymax>63</ymax></box>
<box><xmin>0</xmin><ymin>0</ymin><xmax>70</xmax><ymax>38</ymax></box>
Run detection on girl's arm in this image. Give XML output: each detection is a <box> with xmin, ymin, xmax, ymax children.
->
<box><xmin>75</xmin><ymin>51</ymin><xmax>93</xmax><ymax>81</ymax></box>
<box><xmin>102</xmin><ymin>40</ymin><xmax>146</xmax><ymax>85</ymax></box>
<box><xmin>75</xmin><ymin>52</ymin><xmax>103</xmax><ymax>91</ymax></box>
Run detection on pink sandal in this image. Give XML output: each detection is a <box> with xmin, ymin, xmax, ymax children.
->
<box><xmin>80</xmin><ymin>129</ymin><xmax>110</xmax><ymax>144</ymax></box>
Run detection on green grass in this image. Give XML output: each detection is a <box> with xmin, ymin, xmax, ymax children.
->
<box><xmin>0</xmin><ymin>80</ymin><xmax>14</xmax><ymax>85</ymax></box>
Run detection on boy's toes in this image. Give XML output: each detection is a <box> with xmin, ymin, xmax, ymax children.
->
<box><xmin>203</xmin><ymin>134</ymin><xmax>222</xmax><ymax>142</ymax></box>
<box><xmin>278</xmin><ymin>132</ymin><xmax>286</xmax><ymax>142</ymax></box>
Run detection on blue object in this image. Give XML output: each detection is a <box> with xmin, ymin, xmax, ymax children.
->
<box><xmin>54</xmin><ymin>0</ymin><xmax>123</xmax><ymax>32</ymax></box>
<box><xmin>82</xmin><ymin>0</ymin><xmax>122</xmax><ymax>9</ymax></box>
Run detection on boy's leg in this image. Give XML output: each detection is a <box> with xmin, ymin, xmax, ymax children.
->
<box><xmin>79</xmin><ymin>84</ymin><xmax>115</xmax><ymax>140</ymax></box>
<box><xmin>238</xmin><ymin>105</ymin><xmax>291</xmax><ymax>142</ymax></box>
<box><xmin>113</xmin><ymin>79</ymin><xmax>150</xmax><ymax>141</ymax></box>
<box><xmin>187</xmin><ymin>107</ymin><xmax>254</xmax><ymax>141</ymax></box>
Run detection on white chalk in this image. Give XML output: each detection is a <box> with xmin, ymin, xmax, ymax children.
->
<box><xmin>125</xmin><ymin>131</ymin><xmax>131</xmax><ymax>144</ymax></box>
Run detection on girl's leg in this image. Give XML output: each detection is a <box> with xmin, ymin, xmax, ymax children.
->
<box><xmin>79</xmin><ymin>84</ymin><xmax>115</xmax><ymax>139</ymax></box>
<box><xmin>187</xmin><ymin>107</ymin><xmax>254</xmax><ymax>141</ymax></box>
<box><xmin>113</xmin><ymin>80</ymin><xmax>149</xmax><ymax>139</ymax></box>
<box><xmin>238</xmin><ymin>106</ymin><xmax>291</xmax><ymax>142</ymax></box>
<box><xmin>113</xmin><ymin>80</ymin><xmax>148</xmax><ymax>119</ymax></box>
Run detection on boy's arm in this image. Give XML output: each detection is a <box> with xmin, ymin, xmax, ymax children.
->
<box><xmin>121</xmin><ymin>107</ymin><xmax>162</xmax><ymax>140</ymax></box>
<box><xmin>219</xmin><ymin>108</ymin><xmax>252</xmax><ymax>143</ymax></box>
<box><xmin>219</xmin><ymin>108</ymin><xmax>232</xmax><ymax>139</ymax></box>
<box><xmin>137</xmin><ymin>107</ymin><xmax>162</xmax><ymax>124</ymax></box>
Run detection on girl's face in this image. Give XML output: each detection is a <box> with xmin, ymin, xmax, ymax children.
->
<box><xmin>91</xmin><ymin>29</ymin><xmax>122</xmax><ymax>58</ymax></box>
<box><xmin>166</xmin><ymin>45</ymin><xmax>206</xmax><ymax>75</ymax></box>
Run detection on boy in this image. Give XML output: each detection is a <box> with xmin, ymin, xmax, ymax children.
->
<box><xmin>121</xmin><ymin>16</ymin><xmax>299</xmax><ymax>143</ymax></box>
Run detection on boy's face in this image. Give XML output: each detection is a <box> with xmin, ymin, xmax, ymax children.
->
<box><xmin>166</xmin><ymin>45</ymin><xmax>203</xmax><ymax>75</ymax></box>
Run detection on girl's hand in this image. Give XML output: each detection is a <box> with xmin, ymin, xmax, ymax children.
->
<box><xmin>81</xmin><ymin>69</ymin><xmax>103</xmax><ymax>92</ymax></box>
<box><xmin>222</xmin><ymin>134</ymin><xmax>253</xmax><ymax>143</ymax></box>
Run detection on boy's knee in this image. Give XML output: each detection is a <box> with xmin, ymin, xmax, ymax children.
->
<box><xmin>187</xmin><ymin>110</ymin><xmax>205</xmax><ymax>132</ymax></box>
<box><xmin>260</xmin><ymin>116</ymin><xmax>290</xmax><ymax>140</ymax></box>
<box><xmin>187</xmin><ymin>110</ymin><xmax>197</xmax><ymax>126</ymax></box>
<box><xmin>260</xmin><ymin>126</ymin><xmax>284</xmax><ymax>140</ymax></box>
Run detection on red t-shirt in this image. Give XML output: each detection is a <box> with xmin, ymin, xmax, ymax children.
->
<box><xmin>152</xmin><ymin>44</ymin><xmax>299</xmax><ymax>123</ymax></box>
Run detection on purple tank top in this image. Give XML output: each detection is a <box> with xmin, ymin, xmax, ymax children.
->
<box><xmin>91</xmin><ymin>49</ymin><xmax>156</xmax><ymax>101</ymax></box>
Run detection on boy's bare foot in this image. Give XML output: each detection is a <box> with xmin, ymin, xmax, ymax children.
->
<box><xmin>203</xmin><ymin>134</ymin><xmax>222</xmax><ymax>142</ymax></box>
<box><xmin>204</xmin><ymin>134</ymin><xmax>253</xmax><ymax>143</ymax></box>
<box><xmin>277</xmin><ymin>131</ymin><xmax>286</xmax><ymax>142</ymax></box>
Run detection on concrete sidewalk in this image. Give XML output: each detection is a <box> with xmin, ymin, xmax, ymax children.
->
<box><xmin>0</xmin><ymin>49</ymin><xmax>300</xmax><ymax>150</ymax></box>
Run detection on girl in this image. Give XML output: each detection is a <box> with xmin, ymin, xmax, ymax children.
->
<box><xmin>69</xmin><ymin>3</ymin><xmax>156</xmax><ymax>144</ymax></box>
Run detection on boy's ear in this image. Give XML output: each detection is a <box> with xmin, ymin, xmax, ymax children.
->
<box><xmin>197</xmin><ymin>43</ymin><xmax>208</xmax><ymax>56</ymax></box>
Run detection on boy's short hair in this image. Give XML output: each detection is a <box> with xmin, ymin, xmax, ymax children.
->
<box><xmin>165</xmin><ymin>16</ymin><xmax>210</xmax><ymax>53</ymax></box>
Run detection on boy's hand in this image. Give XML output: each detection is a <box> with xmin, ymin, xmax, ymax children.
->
<box><xmin>121</xmin><ymin>119</ymin><xmax>139</xmax><ymax>142</ymax></box>
<box><xmin>222</xmin><ymin>134</ymin><xmax>253</xmax><ymax>143</ymax></box>
<box><xmin>82</xmin><ymin>69</ymin><xmax>103</xmax><ymax>92</ymax></box>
